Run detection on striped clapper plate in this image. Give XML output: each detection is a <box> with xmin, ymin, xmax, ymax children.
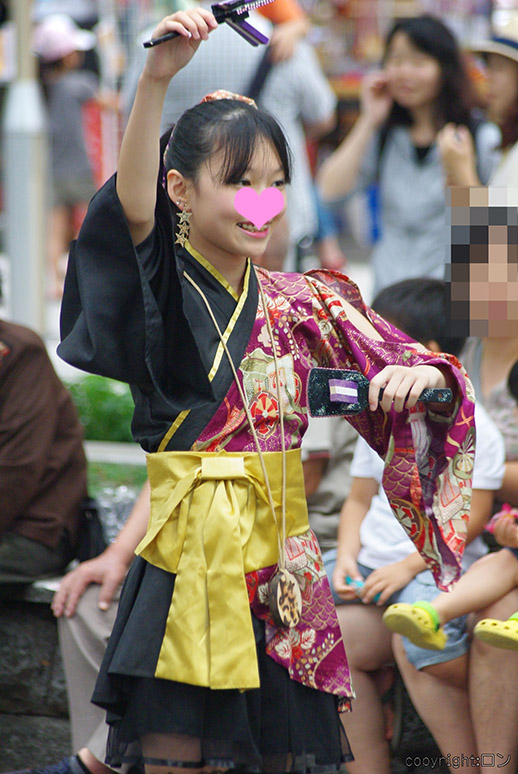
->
<box><xmin>307</xmin><ymin>369</ymin><xmax>369</xmax><ymax>417</ymax></box>
<box><xmin>307</xmin><ymin>368</ymin><xmax>453</xmax><ymax>417</ymax></box>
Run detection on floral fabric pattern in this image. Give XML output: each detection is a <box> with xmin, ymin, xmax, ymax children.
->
<box><xmin>247</xmin><ymin>529</ymin><xmax>354</xmax><ymax>711</ymax></box>
<box><xmin>195</xmin><ymin>267</ymin><xmax>475</xmax><ymax>592</ymax></box>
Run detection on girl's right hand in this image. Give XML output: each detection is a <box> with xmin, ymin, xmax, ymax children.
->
<box><xmin>332</xmin><ymin>554</ymin><xmax>363</xmax><ymax>601</ymax></box>
<box><xmin>143</xmin><ymin>8</ymin><xmax>218</xmax><ymax>82</ymax></box>
<box><xmin>360</xmin><ymin>72</ymin><xmax>393</xmax><ymax>128</ymax></box>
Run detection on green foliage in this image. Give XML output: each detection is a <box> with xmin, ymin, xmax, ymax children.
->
<box><xmin>66</xmin><ymin>375</ymin><xmax>134</xmax><ymax>442</ymax></box>
<box><xmin>87</xmin><ymin>462</ymin><xmax>148</xmax><ymax>496</ymax></box>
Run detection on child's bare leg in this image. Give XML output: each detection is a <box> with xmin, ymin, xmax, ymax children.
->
<box><xmin>433</xmin><ymin>550</ymin><xmax>518</xmax><ymax>626</ymax></box>
<box><xmin>383</xmin><ymin>550</ymin><xmax>518</xmax><ymax>649</ymax></box>
<box><xmin>336</xmin><ymin>604</ymin><xmax>393</xmax><ymax>774</ymax></box>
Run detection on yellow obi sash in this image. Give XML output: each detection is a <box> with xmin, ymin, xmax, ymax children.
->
<box><xmin>135</xmin><ymin>448</ymin><xmax>309</xmax><ymax>690</ymax></box>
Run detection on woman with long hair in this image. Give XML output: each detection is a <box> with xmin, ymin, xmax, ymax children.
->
<box><xmin>318</xmin><ymin>15</ymin><xmax>498</xmax><ymax>294</ymax></box>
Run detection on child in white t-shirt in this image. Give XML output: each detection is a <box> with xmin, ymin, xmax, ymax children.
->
<box><xmin>328</xmin><ymin>403</ymin><xmax>504</xmax><ymax>657</ymax></box>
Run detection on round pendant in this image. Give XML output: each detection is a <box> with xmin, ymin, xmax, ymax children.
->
<box><xmin>267</xmin><ymin>569</ymin><xmax>302</xmax><ymax>628</ymax></box>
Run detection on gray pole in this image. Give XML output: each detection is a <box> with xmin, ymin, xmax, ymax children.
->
<box><xmin>4</xmin><ymin>0</ymin><xmax>48</xmax><ymax>332</ymax></box>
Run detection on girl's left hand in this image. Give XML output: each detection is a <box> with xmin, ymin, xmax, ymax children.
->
<box><xmin>368</xmin><ymin>364</ymin><xmax>447</xmax><ymax>413</ymax></box>
<box><xmin>361</xmin><ymin>561</ymin><xmax>416</xmax><ymax>605</ymax></box>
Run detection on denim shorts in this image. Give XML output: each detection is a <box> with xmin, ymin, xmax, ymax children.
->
<box><xmin>323</xmin><ymin>548</ymin><xmax>468</xmax><ymax>670</ymax></box>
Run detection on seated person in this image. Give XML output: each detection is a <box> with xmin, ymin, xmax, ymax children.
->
<box><xmin>0</xmin><ymin>318</ymin><xmax>87</xmax><ymax>593</ymax></box>
<box><xmin>326</xmin><ymin>278</ymin><xmax>505</xmax><ymax>773</ymax></box>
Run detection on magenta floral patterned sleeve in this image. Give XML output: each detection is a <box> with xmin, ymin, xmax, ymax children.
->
<box><xmin>190</xmin><ymin>266</ymin><xmax>474</xmax><ymax>708</ymax></box>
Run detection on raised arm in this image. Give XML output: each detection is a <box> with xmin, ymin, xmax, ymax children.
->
<box><xmin>318</xmin><ymin>72</ymin><xmax>392</xmax><ymax>201</ymax></box>
<box><xmin>117</xmin><ymin>9</ymin><xmax>217</xmax><ymax>245</ymax></box>
<box><xmin>436</xmin><ymin>123</ymin><xmax>481</xmax><ymax>187</ymax></box>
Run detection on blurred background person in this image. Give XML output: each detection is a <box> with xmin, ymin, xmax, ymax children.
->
<box><xmin>396</xmin><ymin>191</ymin><xmax>518</xmax><ymax>773</ymax></box>
<box><xmin>33</xmin><ymin>14</ymin><xmax>98</xmax><ymax>299</ymax></box>
<box><xmin>438</xmin><ymin>13</ymin><xmax>518</xmax><ymax>188</ymax></box>
<box><xmin>318</xmin><ymin>15</ymin><xmax>499</xmax><ymax>294</ymax></box>
<box><xmin>327</xmin><ymin>278</ymin><xmax>504</xmax><ymax>774</ymax></box>
<box><xmin>0</xmin><ymin>314</ymin><xmax>87</xmax><ymax>595</ymax></box>
<box><xmin>33</xmin><ymin>14</ymin><xmax>118</xmax><ymax>299</ymax></box>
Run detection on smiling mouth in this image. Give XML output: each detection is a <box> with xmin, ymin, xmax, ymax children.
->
<box><xmin>237</xmin><ymin>221</ymin><xmax>271</xmax><ymax>235</ymax></box>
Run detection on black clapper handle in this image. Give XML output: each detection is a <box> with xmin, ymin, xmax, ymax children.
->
<box><xmin>143</xmin><ymin>30</ymin><xmax>181</xmax><ymax>48</ymax></box>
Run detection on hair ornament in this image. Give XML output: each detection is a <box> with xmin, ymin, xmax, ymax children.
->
<box><xmin>200</xmin><ymin>90</ymin><xmax>257</xmax><ymax>108</ymax></box>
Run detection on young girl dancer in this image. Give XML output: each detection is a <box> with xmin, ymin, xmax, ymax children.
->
<box><xmin>58</xmin><ymin>9</ymin><xmax>475</xmax><ymax>773</ymax></box>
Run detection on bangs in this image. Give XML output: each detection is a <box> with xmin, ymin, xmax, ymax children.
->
<box><xmin>164</xmin><ymin>98</ymin><xmax>292</xmax><ymax>187</ymax></box>
<box><xmin>207</xmin><ymin>103</ymin><xmax>292</xmax><ymax>185</ymax></box>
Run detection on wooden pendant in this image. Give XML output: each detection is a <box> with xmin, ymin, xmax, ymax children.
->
<box><xmin>267</xmin><ymin>569</ymin><xmax>302</xmax><ymax>628</ymax></box>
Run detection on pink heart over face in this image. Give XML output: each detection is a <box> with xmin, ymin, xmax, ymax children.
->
<box><xmin>234</xmin><ymin>187</ymin><xmax>285</xmax><ymax>229</ymax></box>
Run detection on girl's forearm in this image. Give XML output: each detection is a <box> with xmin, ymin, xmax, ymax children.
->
<box><xmin>106</xmin><ymin>479</ymin><xmax>151</xmax><ymax>565</ymax></box>
<box><xmin>335</xmin><ymin>482</ymin><xmax>377</xmax><ymax>561</ymax></box>
<box><xmin>116</xmin><ymin>72</ymin><xmax>172</xmax><ymax>243</ymax></box>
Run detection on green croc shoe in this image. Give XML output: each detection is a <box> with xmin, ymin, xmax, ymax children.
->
<box><xmin>382</xmin><ymin>601</ymin><xmax>447</xmax><ymax>650</ymax></box>
<box><xmin>474</xmin><ymin>611</ymin><xmax>518</xmax><ymax>651</ymax></box>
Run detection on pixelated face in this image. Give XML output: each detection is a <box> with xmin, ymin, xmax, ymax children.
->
<box><xmin>448</xmin><ymin>187</ymin><xmax>518</xmax><ymax>337</ymax></box>
<box><xmin>485</xmin><ymin>54</ymin><xmax>518</xmax><ymax>125</ymax></box>
<box><xmin>384</xmin><ymin>31</ymin><xmax>442</xmax><ymax>110</ymax></box>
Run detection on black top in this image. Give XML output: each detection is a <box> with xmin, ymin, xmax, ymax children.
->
<box><xmin>414</xmin><ymin>144</ymin><xmax>432</xmax><ymax>163</ymax></box>
<box><xmin>58</xmin><ymin>175</ymin><xmax>258</xmax><ymax>452</ymax></box>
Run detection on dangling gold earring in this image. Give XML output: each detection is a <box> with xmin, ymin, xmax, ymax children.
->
<box><xmin>175</xmin><ymin>202</ymin><xmax>191</xmax><ymax>248</ymax></box>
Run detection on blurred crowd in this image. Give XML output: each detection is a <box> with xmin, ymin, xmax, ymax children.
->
<box><xmin>1</xmin><ymin>0</ymin><xmax>518</xmax><ymax>773</ymax></box>
<box><xmin>20</xmin><ymin>0</ymin><xmax>517</xmax><ymax>298</ymax></box>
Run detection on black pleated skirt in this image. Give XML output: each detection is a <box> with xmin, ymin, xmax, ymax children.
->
<box><xmin>92</xmin><ymin>556</ymin><xmax>353</xmax><ymax>773</ymax></box>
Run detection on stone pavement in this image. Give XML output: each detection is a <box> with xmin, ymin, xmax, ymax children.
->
<box><xmin>0</xmin><ymin>587</ymin><xmax>71</xmax><ymax>771</ymax></box>
<box><xmin>84</xmin><ymin>440</ymin><xmax>146</xmax><ymax>465</ymax></box>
